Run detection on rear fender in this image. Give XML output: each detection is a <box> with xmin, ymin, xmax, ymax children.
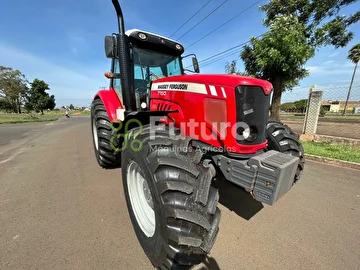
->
<box><xmin>93</xmin><ymin>88</ymin><xmax>123</xmax><ymax>122</ymax></box>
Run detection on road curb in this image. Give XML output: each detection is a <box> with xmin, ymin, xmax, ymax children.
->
<box><xmin>305</xmin><ymin>154</ymin><xmax>360</xmax><ymax>171</ymax></box>
<box><xmin>313</xmin><ymin>134</ymin><xmax>360</xmax><ymax>147</ymax></box>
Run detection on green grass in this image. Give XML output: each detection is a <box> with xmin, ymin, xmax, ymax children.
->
<box><xmin>302</xmin><ymin>141</ymin><xmax>360</xmax><ymax>163</ymax></box>
<box><xmin>75</xmin><ymin>110</ymin><xmax>91</xmax><ymax>116</ymax></box>
<box><xmin>43</xmin><ymin>110</ymin><xmax>91</xmax><ymax>116</ymax></box>
<box><xmin>0</xmin><ymin>109</ymin><xmax>90</xmax><ymax>124</ymax></box>
<box><xmin>0</xmin><ymin>115</ymin><xmax>59</xmax><ymax>124</ymax></box>
<box><xmin>43</xmin><ymin>111</ymin><xmax>66</xmax><ymax>116</ymax></box>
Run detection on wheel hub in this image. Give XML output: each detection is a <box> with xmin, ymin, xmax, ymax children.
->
<box><xmin>143</xmin><ymin>181</ymin><xmax>154</xmax><ymax>209</ymax></box>
<box><xmin>127</xmin><ymin>160</ymin><xmax>155</xmax><ymax>237</ymax></box>
<box><xmin>92</xmin><ymin>118</ymin><xmax>99</xmax><ymax>151</ymax></box>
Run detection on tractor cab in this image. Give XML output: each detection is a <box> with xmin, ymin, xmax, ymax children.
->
<box><xmin>104</xmin><ymin>28</ymin><xmax>199</xmax><ymax>111</ymax></box>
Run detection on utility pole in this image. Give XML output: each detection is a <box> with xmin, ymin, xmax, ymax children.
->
<box><xmin>343</xmin><ymin>61</ymin><xmax>358</xmax><ymax>116</ymax></box>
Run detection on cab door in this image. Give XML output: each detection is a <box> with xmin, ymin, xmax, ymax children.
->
<box><xmin>110</xmin><ymin>59</ymin><xmax>124</xmax><ymax>105</ymax></box>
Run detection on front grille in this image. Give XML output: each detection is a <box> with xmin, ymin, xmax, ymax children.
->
<box><xmin>157</xmin><ymin>103</ymin><xmax>172</xmax><ymax>111</ymax></box>
<box><xmin>235</xmin><ymin>85</ymin><xmax>270</xmax><ymax>145</ymax></box>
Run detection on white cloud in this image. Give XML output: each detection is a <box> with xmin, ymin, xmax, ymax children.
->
<box><xmin>306</xmin><ymin>61</ymin><xmax>354</xmax><ymax>75</ymax></box>
<box><xmin>323</xmin><ymin>60</ymin><xmax>334</xmax><ymax>65</ymax></box>
<box><xmin>0</xmin><ymin>43</ymin><xmax>109</xmax><ymax>106</ymax></box>
<box><xmin>328</xmin><ymin>51</ymin><xmax>340</xmax><ymax>58</ymax></box>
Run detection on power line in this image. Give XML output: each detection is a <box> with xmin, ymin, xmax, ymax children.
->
<box><xmin>185</xmin><ymin>33</ymin><xmax>264</xmax><ymax>69</ymax></box>
<box><xmin>200</xmin><ymin>33</ymin><xmax>264</xmax><ymax>64</ymax></box>
<box><xmin>194</xmin><ymin>13</ymin><xmax>325</xmax><ymax>69</ymax></box>
<box><xmin>186</xmin><ymin>0</ymin><xmax>263</xmax><ymax>49</ymax></box>
<box><xmin>169</xmin><ymin>0</ymin><xmax>213</xmax><ymax>38</ymax></box>
<box><xmin>200</xmin><ymin>51</ymin><xmax>243</xmax><ymax>68</ymax></box>
<box><xmin>176</xmin><ymin>0</ymin><xmax>230</xmax><ymax>40</ymax></box>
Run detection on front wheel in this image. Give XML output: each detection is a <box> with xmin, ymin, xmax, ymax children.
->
<box><xmin>266</xmin><ymin>121</ymin><xmax>305</xmax><ymax>183</ymax></box>
<box><xmin>91</xmin><ymin>98</ymin><xmax>121</xmax><ymax>168</ymax></box>
<box><xmin>121</xmin><ymin>125</ymin><xmax>221</xmax><ymax>269</ymax></box>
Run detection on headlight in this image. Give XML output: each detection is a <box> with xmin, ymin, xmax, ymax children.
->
<box><xmin>235</xmin><ymin>124</ymin><xmax>257</xmax><ymax>142</ymax></box>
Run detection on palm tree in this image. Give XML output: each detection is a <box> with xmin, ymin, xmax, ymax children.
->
<box><xmin>343</xmin><ymin>43</ymin><xmax>360</xmax><ymax>115</ymax></box>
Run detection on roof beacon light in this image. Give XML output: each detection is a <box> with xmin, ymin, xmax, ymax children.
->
<box><xmin>175</xmin><ymin>44</ymin><xmax>182</xmax><ymax>51</ymax></box>
<box><xmin>138</xmin><ymin>32</ymin><xmax>147</xmax><ymax>40</ymax></box>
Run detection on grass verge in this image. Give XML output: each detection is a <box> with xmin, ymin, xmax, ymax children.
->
<box><xmin>0</xmin><ymin>116</ymin><xmax>59</xmax><ymax>124</ymax></box>
<box><xmin>301</xmin><ymin>141</ymin><xmax>360</xmax><ymax>163</ymax></box>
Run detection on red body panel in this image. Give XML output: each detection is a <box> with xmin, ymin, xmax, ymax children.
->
<box><xmin>153</xmin><ymin>74</ymin><xmax>273</xmax><ymax>95</ymax></box>
<box><xmin>93</xmin><ymin>87</ymin><xmax>124</xmax><ymax>123</ymax></box>
<box><xmin>150</xmin><ymin>74</ymin><xmax>273</xmax><ymax>154</ymax></box>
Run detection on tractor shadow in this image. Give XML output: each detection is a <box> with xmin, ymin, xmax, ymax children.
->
<box><xmin>196</xmin><ymin>256</ymin><xmax>221</xmax><ymax>270</ymax></box>
<box><xmin>212</xmin><ymin>179</ymin><xmax>264</xmax><ymax>220</ymax></box>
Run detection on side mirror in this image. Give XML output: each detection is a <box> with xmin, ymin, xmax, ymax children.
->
<box><xmin>105</xmin><ymin>36</ymin><xmax>117</xmax><ymax>58</ymax></box>
<box><xmin>192</xmin><ymin>57</ymin><xmax>200</xmax><ymax>73</ymax></box>
<box><xmin>182</xmin><ymin>53</ymin><xmax>200</xmax><ymax>74</ymax></box>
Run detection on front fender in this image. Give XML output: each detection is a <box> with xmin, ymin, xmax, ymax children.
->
<box><xmin>93</xmin><ymin>88</ymin><xmax>123</xmax><ymax>122</ymax></box>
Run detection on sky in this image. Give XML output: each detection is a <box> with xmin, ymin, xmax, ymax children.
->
<box><xmin>0</xmin><ymin>0</ymin><xmax>359</xmax><ymax>107</ymax></box>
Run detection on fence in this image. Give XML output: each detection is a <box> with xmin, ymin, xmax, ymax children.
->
<box><xmin>280</xmin><ymin>82</ymin><xmax>360</xmax><ymax>140</ymax></box>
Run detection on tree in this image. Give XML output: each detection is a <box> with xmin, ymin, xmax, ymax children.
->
<box><xmin>69</xmin><ymin>104</ymin><xmax>74</xmax><ymax>110</ymax></box>
<box><xmin>294</xmin><ymin>99</ymin><xmax>308</xmax><ymax>112</ymax></box>
<box><xmin>0</xmin><ymin>98</ymin><xmax>13</xmax><ymax>112</ymax></box>
<box><xmin>234</xmin><ymin>0</ymin><xmax>360</xmax><ymax>121</ymax></box>
<box><xmin>225</xmin><ymin>60</ymin><xmax>248</xmax><ymax>76</ymax></box>
<box><xmin>343</xmin><ymin>43</ymin><xmax>360</xmax><ymax>115</ymax></box>
<box><xmin>280</xmin><ymin>102</ymin><xmax>296</xmax><ymax>112</ymax></box>
<box><xmin>24</xmin><ymin>79</ymin><xmax>56</xmax><ymax>114</ymax></box>
<box><xmin>0</xmin><ymin>66</ymin><xmax>29</xmax><ymax>113</ymax></box>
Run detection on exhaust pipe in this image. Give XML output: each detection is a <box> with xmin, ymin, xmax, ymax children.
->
<box><xmin>111</xmin><ymin>0</ymin><xmax>136</xmax><ymax>112</ymax></box>
<box><xmin>112</xmin><ymin>0</ymin><xmax>125</xmax><ymax>35</ymax></box>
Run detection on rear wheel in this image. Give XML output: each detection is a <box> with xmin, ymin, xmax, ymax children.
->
<box><xmin>122</xmin><ymin>124</ymin><xmax>221</xmax><ymax>269</ymax></box>
<box><xmin>91</xmin><ymin>98</ymin><xmax>121</xmax><ymax>168</ymax></box>
<box><xmin>265</xmin><ymin>121</ymin><xmax>305</xmax><ymax>183</ymax></box>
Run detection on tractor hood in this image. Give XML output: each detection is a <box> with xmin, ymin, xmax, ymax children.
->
<box><xmin>152</xmin><ymin>74</ymin><xmax>273</xmax><ymax>95</ymax></box>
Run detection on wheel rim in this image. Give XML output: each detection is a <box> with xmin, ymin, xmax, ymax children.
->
<box><xmin>92</xmin><ymin>118</ymin><xmax>99</xmax><ymax>151</ymax></box>
<box><xmin>127</xmin><ymin>160</ymin><xmax>155</xmax><ymax>237</ymax></box>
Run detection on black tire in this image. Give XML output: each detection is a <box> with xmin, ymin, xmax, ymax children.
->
<box><xmin>265</xmin><ymin>121</ymin><xmax>305</xmax><ymax>183</ymax></box>
<box><xmin>121</xmin><ymin>124</ymin><xmax>221</xmax><ymax>269</ymax></box>
<box><xmin>91</xmin><ymin>98</ymin><xmax>121</xmax><ymax>168</ymax></box>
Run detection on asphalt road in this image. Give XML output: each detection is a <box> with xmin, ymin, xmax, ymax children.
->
<box><xmin>0</xmin><ymin>121</ymin><xmax>55</xmax><ymax>146</ymax></box>
<box><xmin>0</xmin><ymin>117</ymin><xmax>359</xmax><ymax>270</ymax></box>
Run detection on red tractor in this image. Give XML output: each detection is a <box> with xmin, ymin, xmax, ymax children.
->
<box><xmin>91</xmin><ymin>0</ymin><xmax>305</xmax><ymax>269</ymax></box>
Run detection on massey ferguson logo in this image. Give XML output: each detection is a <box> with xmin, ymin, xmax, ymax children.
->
<box><xmin>156</xmin><ymin>83</ymin><xmax>188</xmax><ymax>90</ymax></box>
<box><xmin>151</xmin><ymin>82</ymin><xmax>208</xmax><ymax>95</ymax></box>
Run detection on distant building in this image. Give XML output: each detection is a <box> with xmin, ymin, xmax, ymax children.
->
<box><xmin>321</xmin><ymin>100</ymin><xmax>340</xmax><ymax>113</ymax></box>
<box><xmin>321</xmin><ymin>100</ymin><xmax>360</xmax><ymax>113</ymax></box>
<box><xmin>354</xmin><ymin>106</ymin><xmax>360</xmax><ymax>114</ymax></box>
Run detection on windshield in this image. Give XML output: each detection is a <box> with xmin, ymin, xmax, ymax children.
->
<box><xmin>131</xmin><ymin>47</ymin><xmax>183</xmax><ymax>109</ymax></box>
<box><xmin>133</xmin><ymin>47</ymin><xmax>183</xmax><ymax>79</ymax></box>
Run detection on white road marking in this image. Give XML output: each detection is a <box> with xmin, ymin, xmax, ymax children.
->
<box><xmin>0</xmin><ymin>149</ymin><xmax>24</xmax><ymax>165</ymax></box>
